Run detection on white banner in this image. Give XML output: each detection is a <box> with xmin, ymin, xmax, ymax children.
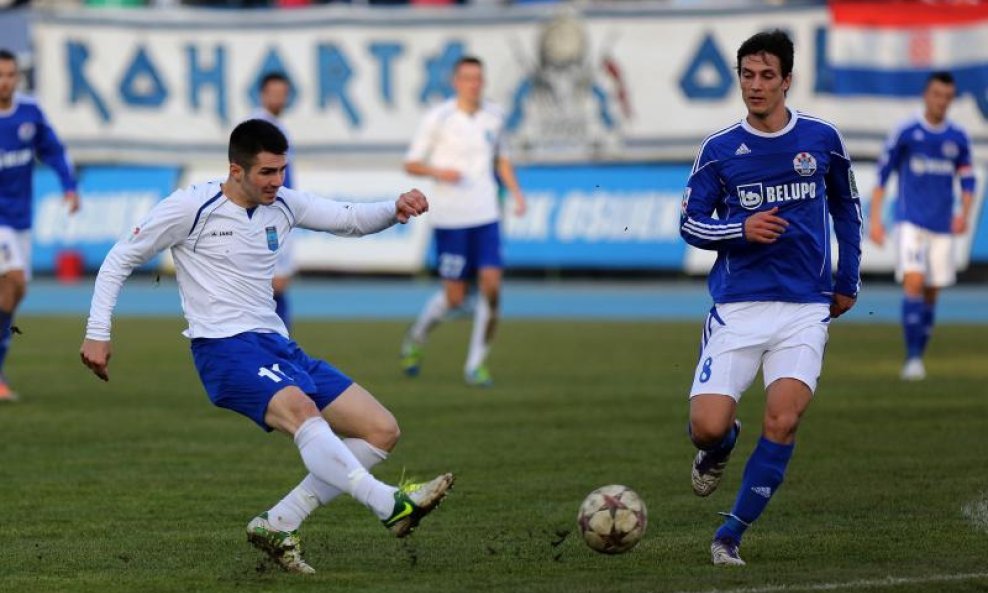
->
<box><xmin>33</xmin><ymin>5</ymin><xmax>988</xmax><ymax>164</ymax></box>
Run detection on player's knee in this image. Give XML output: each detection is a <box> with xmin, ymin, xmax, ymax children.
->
<box><xmin>447</xmin><ymin>292</ymin><xmax>467</xmax><ymax>309</ymax></box>
<box><xmin>763</xmin><ymin>410</ymin><xmax>800</xmax><ymax>441</ymax></box>
<box><xmin>689</xmin><ymin>418</ymin><xmax>732</xmax><ymax>448</ymax></box>
<box><xmin>366</xmin><ymin>415</ymin><xmax>401</xmax><ymax>452</ymax></box>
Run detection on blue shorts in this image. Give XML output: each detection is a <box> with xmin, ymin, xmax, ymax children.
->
<box><xmin>191</xmin><ymin>332</ymin><xmax>353</xmax><ymax>432</ymax></box>
<box><xmin>434</xmin><ymin>221</ymin><xmax>502</xmax><ymax>280</ymax></box>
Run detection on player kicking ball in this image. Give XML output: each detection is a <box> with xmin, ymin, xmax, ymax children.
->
<box><xmin>80</xmin><ymin>120</ymin><xmax>454</xmax><ymax>574</ymax></box>
<box><xmin>680</xmin><ymin>31</ymin><xmax>861</xmax><ymax>565</ymax></box>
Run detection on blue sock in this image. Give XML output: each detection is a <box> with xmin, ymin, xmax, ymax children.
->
<box><xmin>274</xmin><ymin>292</ymin><xmax>292</xmax><ymax>334</ymax></box>
<box><xmin>0</xmin><ymin>310</ymin><xmax>12</xmax><ymax>375</ymax></box>
<box><xmin>918</xmin><ymin>302</ymin><xmax>936</xmax><ymax>356</ymax></box>
<box><xmin>715</xmin><ymin>436</ymin><xmax>795</xmax><ymax>544</ymax></box>
<box><xmin>902</xmin><ymin>297</ymin><xmax>925</xmax><ymax>360</ymax></box>
<box><xmin>690</xmin><ymin>421</ymin><xmax>739</xmax><ymax>454</ymax></box>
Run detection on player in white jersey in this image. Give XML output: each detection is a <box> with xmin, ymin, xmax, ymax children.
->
<box><xmin>400</xmin><ymin>56</ymin><xmax>526</xmax><ymax>387</ymax></box>
<box><xmin>79</xmin><ymin>120</ymin><xmax>454</xmax><ymax>574</ymax></box>
<box><xmin>869</xmin><ymin>71</ymin><xmax>976</xmax><ymax>381</ymax></box>
<box><xmin>250</xmin><ymin>72</ymin><xmax>297</xmax><ymax>332</ymax></box>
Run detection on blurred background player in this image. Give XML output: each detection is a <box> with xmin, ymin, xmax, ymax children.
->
<box><xmin>868</xmin><ymin>71</ymin><xmax>976</xmax><ymax>381</ymax></box>
<box><xmin>400</xmin><ymin>56</ymin><xmax>526</xmax><ymax>387</ymax></box>
<box><xmin>680</xmin><ymin>30</ymin><xmax>861</xmax><ymax>565</ymax></box>
<box><xmin>80</xmin><ymin>120</ymin><xmax>453</xmax><ymax>574</ymax></box>
<box><xmin>250</xmin><ymin>72</ymin><xmax>296</xmax><ymax>332</ymax></box>
<box><xmin>0</xmin><ymin>48</ymin><xmax>79</xmax><ymax>402</ymax></box>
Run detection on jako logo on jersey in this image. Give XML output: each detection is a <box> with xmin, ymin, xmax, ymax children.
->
<box><xmin>737</xmin><ymin>183</ymin><xmax>764</xmax><ymax>210</ymax></box>
<box><xmin>17</xmin><ymin>123</ymin><xmax>35</xmax><ymax>142</ymax></box>
<box><xmin>265</xmin><ymin>226</ymin><xmax>279</xmax><ymax>251</ymax></box>
<box><xmin>792</xmin><ymin>152</ymin><xmax>817</xmax><ymax>176</ymax></box>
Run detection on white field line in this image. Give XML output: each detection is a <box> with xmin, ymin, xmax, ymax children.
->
<box><xmin>672</xmin><ymin>572</ymin><xmax>988</xmax><ymax>593</ymax></box>
<box><xmin>962</xmin><ymin>492</ymin><xmax>988</xmax><ymax>534</ymax></box>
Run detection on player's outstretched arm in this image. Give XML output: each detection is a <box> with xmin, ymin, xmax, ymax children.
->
<box><xmin>288</xmin><ymin>188</ymin><xmax>427</xmax><ymax>236</ymax></box>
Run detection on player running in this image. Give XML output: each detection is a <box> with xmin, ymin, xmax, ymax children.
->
<box><xmin>679</xmin><ymin>30</ymin><xmax>862</xmax><ymax>566</ymax></box>
<box><xmin>0</xmin><ymin>48</ymin><xmax>79</xmax><ymax>401</ymax></box>
<box><xmin>80</xmin><ymin>119</ymin><xmax>454</xmax><ymax>574</ymax></box>
<box><xmin>400</xmin><ymin>56</ymin><xmax>526</xmax><ymax>387</ymax></box>
<box><xmin>869</xmin><ymin>71</ymin><xmax>976</xmax><ymax>381</ymax></box>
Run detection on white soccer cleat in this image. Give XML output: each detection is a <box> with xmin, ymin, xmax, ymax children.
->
<box><xmin>691</xmin><ymin>421</ymin><xmax>740</xmax><ymax>497</ymax></box>
<box><xmin>900</xmin><ymin>358</ymin><xmax>926</xmax><ymax>381</ymax></box>
<box><xmin>246</xmin><ymin>513</ymin><xmax>316</xmax><ymax>574</ymax></box>
<box><xmin>710</xmin><ymin>537</ymin><xmax>746</xmax><ymax>566</ymax></box>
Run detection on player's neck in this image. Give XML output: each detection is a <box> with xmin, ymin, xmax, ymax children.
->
<box><xmin>923</xmin><ymin>110</ymin><xmax>945</xmax><ymax>127</ymax></box>
<box><xmin>457</xmin><ymin>97</ymin><xmax>480</xmax><ymax>115</ymax></box>
<box><xmin>0</xmin><ymin>96</ymin><xmax>11</xmax><ymax>111</ymax></box>
<box><xmin>746</xmin><ymin>106</ymin><xmax>791</xmax><ymax>134</ymax></box>
<box><xmin>221</xmin><ymin>179</ymin><xmax>255</xmax><ymax>210</ymax></box>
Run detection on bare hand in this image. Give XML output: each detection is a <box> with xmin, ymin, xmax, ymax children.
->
<box><xmin>744</xmin><ymin>207</ymin><xmax>788</xmax><ymax>244</ymax></box>
<box><xmin>65</xmin><ymin>191</ymin><xmax>81</xmax><ymax>215</ymax></box>
<box><xmin>395</xmin><ymin>189</ymin><xmax>429</xmax><ymax>223</ymax></box>
<box><xmin>951</xmin><ymin>215</ymin><xmax>968</xmax><ymax>235</ymax></box>
<box><xmin>830</xmin><ymin>293</ymin><xmax>856</xmax><ymax>319</ymax></box>
<box><xmin>80</xmin><ymin>338</ymin><xmax>112</xmax><ymax>382</ymax></box>
<box><xmin>869</xmin><ymin>219</ymin><xmax>886</xmax><ymax>246</ymax></box>
<box><xmin>433</xmin><ymin>169</ymin><xmax>461</xmax><ymax>183</ymax></box>
<box><xmin>512</xmin><ymin>192</ymin><xmax>527</xmax><ymax>217</ymax></box>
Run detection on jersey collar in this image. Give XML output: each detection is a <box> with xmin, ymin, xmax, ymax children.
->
<box><xmin>741</xmin><ymin>108</ymin><xmax>798</xmax><ymax>138</ymax></box>
<box><xmin>917</xmin><ymin>110</ymin><xmax>949</xmax><ymax>134</ymax></box>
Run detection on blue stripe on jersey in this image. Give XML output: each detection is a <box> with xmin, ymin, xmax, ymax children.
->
<box><xmin>274</xmin><ymin>196</ymin><xmax>296</xmax><ymax>226</ymax></box>
<box><xmin>188</xmin><ymin>191</ymin><xmax>223</xmax><ymax>236</ymax></box>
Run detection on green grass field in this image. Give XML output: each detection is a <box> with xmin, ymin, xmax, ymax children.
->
<box><xmin>1</xmin><ymin>317</ymin><xmax>986</xmax><ymax>593</ymax></box>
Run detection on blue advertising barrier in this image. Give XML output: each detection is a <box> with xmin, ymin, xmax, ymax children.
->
<box><xmin>32</xmin><ymin>165</ymin><xmax>181</xmax><ymax>273</ymax></box>
<box><xmin>502</xmin><ymin>164</ymin><xmax>690</xmax><ymax>269</ymax></box>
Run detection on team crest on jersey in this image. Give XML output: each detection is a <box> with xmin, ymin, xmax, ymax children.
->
<box><xmin>792</xmin><ymin>152</ymin><xmax>817</xmax><ymax>177</ymax></box>
<box><xmin>17</xmin><ymin>123</ymin><xmax>35</xmax><ymax>142</ymax></box>
<box><xmin>265</xmin><ymin>226</ymin><xmax>279</xmax><ymax>251</ymax></box>
<box><xmin>941</xmin><ymin>141</ymin><xmax>959</xmax><ymax>159</ymax></box>
<box><xmin>737</xmin><ymin>183</ymin><xmax>764</xmax><ymax>210</ymax></box>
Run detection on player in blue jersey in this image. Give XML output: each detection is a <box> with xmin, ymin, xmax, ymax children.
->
<box><xmin>251</xmin><ymin>72</ymin><xmax>296</xmax><ymax>332</ymax></box>
<box><xmin>0</xmin><ymin>49</ymin><xmax>79</xmax><ymax>402</ymax></box>
<box><xmin>868</xmin><ymin>72</ymin><xmax>975</xmax><ymax>381</ymax></box>
<box><xmin>679</xmin><ymin>30</ymin><xmax>862</xmax><ymax>566</ymax></box>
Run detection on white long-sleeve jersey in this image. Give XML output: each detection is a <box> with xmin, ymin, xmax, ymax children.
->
<box><xmin>86</xmin><ymin>180</ymin><xmax>398</xmax><ymax>341</ymax></box>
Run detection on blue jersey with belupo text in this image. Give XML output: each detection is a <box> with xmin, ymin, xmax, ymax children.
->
<box><xmin>680</xmin><ymin>110</ymin><xmax>862</xmax><ymax>304</ymax></box>
<box><xmin>0</xmin><ymin>94</ymin><xmax>77</xmax><ymax>230</ymax></box>
<box><xmin>876</xmin><ymin>115</ymin><xmax>975</xmax><ymax>234</ymax></box>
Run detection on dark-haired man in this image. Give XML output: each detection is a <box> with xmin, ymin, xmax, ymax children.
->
<box><xmin>679</xmin><ymin>30</ymin><xmax>862</xmax><ymax>565</ymax></box>
<box><xmin>869</xmin><ymin>71</ymin><xmax>975</xmax><ymax>381</ymax></box>
<box><xmin>250</xmin><ymin>72</ymin><xmax>297</xmax><ymax>332</ymax></box>
<box><xmin>401</xmin><ymin>56</ymin><xmax>526</xmax><ymax>387</ymax></box>
<box><xmin>0</xmin><ymin>48</ymin><xmax>79</xmax><ymax>401</ymax></box>
<box><xmin>80</xmin><ymin>119</ymin><xmax>453</xmax><ymax>574</ymax></box>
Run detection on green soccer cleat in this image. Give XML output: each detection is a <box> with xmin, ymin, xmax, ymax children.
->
<box><xmin>246</xmin><ymin>512</ymin><xmax>315</xmax><ymax>574</ymax></box>
<box><xmin>382</xmin><ymin>473</ymin><xmax>455</xmax><ymax>538</ymax></box>
<box><xmin>464</xmin><ymin>366</ymin><xmax>493</xmax><ymax>388</ymax></box>
<box><xmin>400</xmin><ymin>340</ymin><xmax>424</xmax><ymax>377</ymax></box>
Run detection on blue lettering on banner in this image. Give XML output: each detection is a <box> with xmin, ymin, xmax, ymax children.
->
<box><xmin>420</xmin><ymin>41</ymin><xmax>464</xmax><ymax>104</ymax></box>
<box><xmin>187</xmin><ymin>45</ymin><xmax>228</xmax><ymax>124</ymax></box>
<box><xmin>119</xmin><ymin>46</ymin><xmax>168</xmax><ymax>108</ymax></box>
<box><xmin>249</xmin><ymin>48</ymin><xmax>297</xmax><ymax>110</ymax></box>
<box><xmin>317</xmin><ymin>43</ymin><xmax>360</xmax><ymax>127</ymax></box>
<box><xmin>679</xmin><ymin>33</ymin><xmax>733</xmax><ymax>100</ymax></box>
<box><xmin>67</xmin><ymin>41</ymin><xmax>111</xmax><ymax>123</ymax></box>
<box><xmin>369</xmin><ymin>42</ymin><xmax>404</xmax><ymax>107</ymax></box>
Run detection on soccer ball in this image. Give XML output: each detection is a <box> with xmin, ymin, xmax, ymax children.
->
<box><xmin>576</xmin><ymin>484</ymin><xmax>647</xmax><ymax>554</ymax></box>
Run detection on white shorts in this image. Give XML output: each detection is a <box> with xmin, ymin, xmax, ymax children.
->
<box><xmin>274</xmin><ymin>233</ymin><xmax>296</xmax><ymax>278</ymax></box>
<box><xmin>689</xmin><ymin>301</ymin><xmax>831</xmax><ymax>400</ymax></box>
<box><xmin>895</xmin><ymin>222</ymin><xmax>955</xmax><ymax>288</ymax></box>
<box><xmin>0</xmin><ymin>227</ymin><xmax>32</xmax><ymax>280</ymax></box>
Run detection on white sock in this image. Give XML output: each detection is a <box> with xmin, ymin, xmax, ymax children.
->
<box><xmin>293</xmin><ymin>417</ymin><xmax>397</xmax><ymax>520</ymax></box>
<box><xmin>267</xmin><ymin>438</ymin><xmax>389</xmax><ymax>531</ymax></box>
<box><xmin>465</xmin><ymin>297</ymin><xmax>493</xmax><ymax>373</ymax></box>
<box><xmin>408</xmin><ymin>291</ymin><xmax>451</xmax><ymax>343</ymax></box>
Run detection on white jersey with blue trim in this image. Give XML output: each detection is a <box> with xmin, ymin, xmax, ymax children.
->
<box><xmin>876</xmin><ymin>114</ymin><xmax>975</xmax><ymax>234</ymax></box>
<box><xmin>86</xmin><ymin>180</ymin><xmax>397</xmax><ymax>341</ymax></box>
<box><xmin>680</xmin><ymin>110</ymin><xmax>862</xmax><ymax>304</ymax></box>
<box><xmin>405</xmin><ymin>99</ymin><xmax>508</xmax><ymax>229</ymax></box>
